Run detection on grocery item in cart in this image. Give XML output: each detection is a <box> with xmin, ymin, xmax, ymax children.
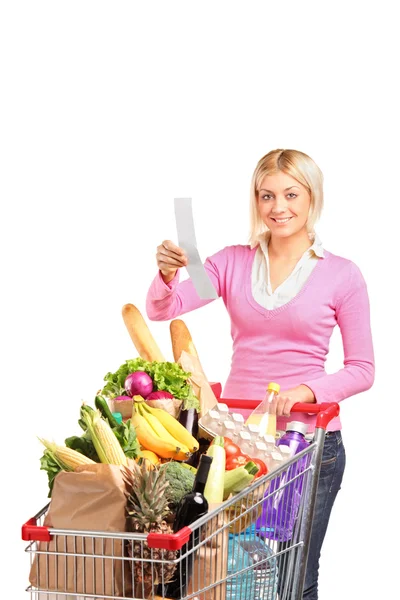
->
<box><xmin>170</xmin><ymin>318</ymin><xmax>218</xmax><ymax>418</ymax></box>
<box><xmin>227</xmin><ymin>525</ymin><xmax>278</xmax><ymax>600</ymax></box>
<box><xmin>125</xmin><ymin>460</ymin><xmax>178</xmax><ymax>599</ymax></box>
<box><xmin>29</xmin><ymin>463</ymin><xmax>131</xmax><ymax>597</ymax></box>
<box><xmin>257</xmin><ymin>421</ymin><xmax>310</xmax><ymax>541</ymax></box>
<box><xmin>23</xmin><ymin>400</ymin><xmax>340</xmax><ymax>600</ymax></box>
<box><xmin>122</xmin><ymin>303</ymin><xmax>166</xmax><ymax>362</ymax></box>
<box><xmin>159</xmin><ymin>454</ymin><xmax>213</xmax><ymax>599</ymax></box>
<box><xmin>245</xmin><ymin>382</ymin><xmax>280</xmax><ymax>438</ymax></box>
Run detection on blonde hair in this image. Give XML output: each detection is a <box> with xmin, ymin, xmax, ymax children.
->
<box><xmin>249</xmin><ymin>149</ymin><xmax>324</xmax><ymax>247</ymax></box>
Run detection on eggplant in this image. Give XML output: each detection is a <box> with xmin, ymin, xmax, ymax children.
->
<box><xmin>179</xmin><ymin>408</ymin><xmax>200</xmax><ymax>467</ymax></box>
<box><xmin>179</xmin><ymin>407</ymin><xmax>199</xmax><ymax>439</ymax></box>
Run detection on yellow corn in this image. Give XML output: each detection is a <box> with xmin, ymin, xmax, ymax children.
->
<box><xmin>39</xmin><ymin>439</ymin><xmax>96</xmax><ymax>470</ymax></box>
<box><xmin>87</xmin><ymin>410</ymin><xmax>128</xmax><ymax>466</ymax></box>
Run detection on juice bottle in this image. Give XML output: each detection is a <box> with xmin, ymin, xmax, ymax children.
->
<box><xmin>245</xmin><ymin>382</ymin><xmax>280</xmax><ymax>438</ymax></box>
<box><xmin>256</xmin><ymin>421</ymin><xmax>310</xmax><ymax>542</ymax></box>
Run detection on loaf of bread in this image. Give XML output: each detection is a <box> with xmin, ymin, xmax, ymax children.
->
<box><xmin>121</xmin><ymin>304</ymin><xmax>165</xmax><ymax>362</ymax></box>
<box><xmin>170</xmin><ymin>319</ymin><xmax>199</xmax><ymax>362</ymax></box>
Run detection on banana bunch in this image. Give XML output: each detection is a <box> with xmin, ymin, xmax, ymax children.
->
<box><xmin>132</xmin><ymin>398</ymin><xmax>199</xmax><ymax>461</ymax></box>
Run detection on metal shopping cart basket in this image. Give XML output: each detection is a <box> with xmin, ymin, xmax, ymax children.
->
<box><xmin>22</xmin><ymin>399</ymin><xmax>339</xmax><ymax>600</ymax></box>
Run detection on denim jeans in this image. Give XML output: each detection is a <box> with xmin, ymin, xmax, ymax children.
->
<box><xmin>302</xmin><ymin>430</ymin><xmax>346</xmax><ymax>600</ymax></box>
<box><xmin>277</xmin><ymin>431</ymin><xmax>346</xmax><ymax>599</ymax></box>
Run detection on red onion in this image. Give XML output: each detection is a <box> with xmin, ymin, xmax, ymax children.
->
<box><xmin>113</xmin><ymin>395</ymin><xmax>131</xmax><ymax>402</ymax></box>
<box><xmin>124</xmin><ymin>371</ymin><xmax>153</xmax><ymax>398</ymax></box>
<box><xmin>146</xmin><ymin>391</ymin><xmax>174</xmax><ymax>400</ymax></box>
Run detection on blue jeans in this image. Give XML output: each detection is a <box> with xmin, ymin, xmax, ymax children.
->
<box><xmin>277</xmin><ymin>431</ymin><xmax>346</xmax><ymax>599</ymax></box>
<box><xmin>302</xmin><ymin>430</ymin><xmax>346</xmax><ymax>599</ymax></box>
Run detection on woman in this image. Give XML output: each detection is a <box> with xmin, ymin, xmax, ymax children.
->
<box><xmin>146</xmin><ymin>149</ymin><xmax>375</xmax><ymax>599</ymax></box>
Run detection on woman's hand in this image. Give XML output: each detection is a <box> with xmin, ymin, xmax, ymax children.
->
<box><xmin>156</xmin><ymin>240</ymin><xmax>188</xmax><ymax>283</ymax></box>
<box><xmin>271</xmin><ymin>385</ymin><xmax>316</xmax><ymax>417</ymax></box>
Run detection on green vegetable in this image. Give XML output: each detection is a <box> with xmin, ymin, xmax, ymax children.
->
<box><xmin>112</xmin><ymin>419</ymin><xmax>140</xmax><ymax>459</ymax></box>
<box><xmin>223</xmin><ymin>461</ymin><xmax>259</xmax><ymax>500</ymax></box>
<box><xmin>161</xmin><ymin>461</ymin><xmax>196</xmax><ymax>508</ymax></box>
<box><xmin>65</xmin><ymin>433</ymin><xmax>99</xmax><ymax>462</ymax></box>
<box><xmin>204</xmin><ymin>436</ymin><xmax>226</xmax><ymax>504</ymax></box>
<box><xmin>95</xmin><ymin>395</ymin><xmax>120</xmax><ymax>428</ymax></box>
<box><xmin>40</xmin><ymin>402</ymin><xmax>140</xmax><ymax>496</ymax></box>
<box><xmin>101</xmin><ymin>358</ymin><xmax>200</xmax><ymax>411</ymax></box>
<box><xmin>80</xmin><ymin>401</ymin><xmax>140</xmax><ymax>460</ymax></box>
<box><xmin>78</xmin><ymin>403</ymin><xmax>95</xmax><ymax>430</ymax></box>
<box><xmin>180</xmin><ymin>462</ymin><xmax>197</xmax><ymax>475</ymax></box>
<box><xmin>40</xmin><ymin>451</ymin><xmax>62</xmax><ymax>497</ymax></box>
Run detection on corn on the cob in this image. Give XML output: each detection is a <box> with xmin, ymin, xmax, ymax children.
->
<box><xmin>39</xmin><ymin>439</ymin><xmax>96</xmax><ymax>471</ymax></box>
<box><xmin>82</xmin><ymin>409</ymin><xmax>128</xmax><ymax>466</ymax></box>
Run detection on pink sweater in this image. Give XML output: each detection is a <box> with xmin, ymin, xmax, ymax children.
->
<box><xmin>146</xmin><ymin>245</ymin><xmax>375</xmax><ymax>433</ymax></box>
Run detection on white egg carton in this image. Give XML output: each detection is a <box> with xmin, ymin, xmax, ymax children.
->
<box><xmin>199</xmin><ymin>402</ymin><xmax>287</xmax><ymax>466</ymax></box>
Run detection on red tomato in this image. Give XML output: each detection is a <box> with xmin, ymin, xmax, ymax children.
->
<box><xmin>225</xmin><ymin>454</ymin><xmax>251</xmax><ymax>470</ymax></box>
<box><xmin>223</xmin><ymin>437</ymin><xmax>242</xmax><ymax>459</ymax></box>
<box><xmin>251</xmin><ymin>457</ymin><xmax>268</xmax><ymax>479</ymax></box>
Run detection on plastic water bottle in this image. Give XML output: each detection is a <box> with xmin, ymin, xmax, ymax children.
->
<box><xmin>226</xmin><ymin>532</ymin><xmax>255</xmax><ymax>599</ymax></box>
<box><xmin>245</xmin><ymin>382</ymin><xmax>280</xmax><ymax>438</ymax></box>
<box><xmin>256</xmin><ymin>421</ymin><xmax>310</xmax><ymax>542</ymax></box>
<box><xmin>226</xmin><ymin>526</ymin><xmax>278</xmax><ymax>600</ymax></box>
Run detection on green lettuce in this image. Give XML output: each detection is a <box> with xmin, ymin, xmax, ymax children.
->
<box><xmin>101</xmin><ymin>358</ymin><xmax>200</xmax><ymax>411</ymax></box>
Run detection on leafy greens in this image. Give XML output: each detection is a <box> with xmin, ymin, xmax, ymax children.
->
<box><xmin>101</xmin><ymin>357</ymin><xmax>200</xmax><ymax>411</ymax></box>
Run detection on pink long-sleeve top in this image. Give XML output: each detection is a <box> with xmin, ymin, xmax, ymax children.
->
<box><xmin>146</xmin><ymin>244</ymin><xmax>375</xmax><ymax>433</ymax></box>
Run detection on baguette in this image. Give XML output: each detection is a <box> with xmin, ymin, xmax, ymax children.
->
<box><xmin>170</xmin><ymin>319</ymin><xmax>199</xmax><ymax>362</ymax></box>
<box><xmin>121</xmin><ymin>304</ymin><xmax>165</xmax><ymax>362</ymax></box>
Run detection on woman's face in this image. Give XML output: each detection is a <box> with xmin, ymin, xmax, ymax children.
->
<box><xmin>257</xmin><ymin>171</ymin><xmax>311</xmax><ymax>239</ymax></box>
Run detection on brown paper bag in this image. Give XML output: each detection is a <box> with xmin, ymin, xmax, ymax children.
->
<box><xmin>224</xmin><ymin>482</ymin><xmax>269</xmax><ymax>534</ymax></box>
<box><xmin>29</xmin><ymin>464</ymin><xmax>131</xmax><ymax>598</ymax></box>
<box><xmin>178</xmin><ymin>351</ymin><xmax>218</xmax><ymax>419</ymax></box>
<box><xmin>187</xmin><ymin>507</ymin><xmax>229</xmax><ymax>600</ymax></box>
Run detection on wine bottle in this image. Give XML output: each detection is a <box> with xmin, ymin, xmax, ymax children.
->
<box><xmin>159</xmin><ymin>454</ymin><xmax>213</xmax><ymax>598</ymax></box>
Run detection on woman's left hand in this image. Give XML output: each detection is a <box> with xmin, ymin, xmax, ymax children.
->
<box><xmin>272</xmin><ymin>385</ymin><xmax>316</xmax><ymax>417</ymax></box>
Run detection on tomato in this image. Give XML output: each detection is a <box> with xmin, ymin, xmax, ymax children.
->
<box><xmin>223</xmin><ymin>438</ymin><xmax>242</xmax><ymax>459</ymax></box>
<box><xmin>251</xmin><ymin>457</ymin><xmax>268</xmax><ymax>479</ymax></box>
<box><xmin>225</xmin><ymin>454</ymin><xmax>251</xmax><ymax>470</ymax></box>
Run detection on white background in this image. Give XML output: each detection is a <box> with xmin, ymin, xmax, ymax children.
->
<box><xmin>1</xmin><ymin>1</ymin><xmax>399</xmax><ymax>599</ymax></box>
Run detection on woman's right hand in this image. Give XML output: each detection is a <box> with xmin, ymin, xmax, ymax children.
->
<box><xmin>156</xmin><ymin>240</ymin><xmax>188</xmax><ymax>283</ymax></box>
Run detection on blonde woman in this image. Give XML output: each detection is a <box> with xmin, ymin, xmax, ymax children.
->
<box><xmin>147</xmin><ymin>149</ymin><xmax>374</xmax><ymax>599</ymax></box>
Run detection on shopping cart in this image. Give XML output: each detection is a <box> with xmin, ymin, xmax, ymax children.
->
<box><xmin>22</xmin><ymin>398</ymin><xmax>339</xmax><ymax>600</ymax></box>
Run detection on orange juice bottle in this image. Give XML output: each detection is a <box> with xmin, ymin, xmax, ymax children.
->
<box><xmin>245</xmin><ymin>382</ymin><xmax>280</xmax><ymax>438</ymax></box>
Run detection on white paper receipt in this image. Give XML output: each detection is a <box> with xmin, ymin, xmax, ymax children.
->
<box><xmin>174</xmin><ymin>197</ymin><xmax>218</xmax><ymax>300</ymax></box>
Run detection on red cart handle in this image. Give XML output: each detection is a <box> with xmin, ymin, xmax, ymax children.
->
<box><xmin>210</xmin><ymin>383</ymin><xmax>340</xmax><ymax>430</ymax></box>
<box><xmin>21</xmin><ymin>517</ymin><xmax>193</xmax><ymax>551</ymax></box>
<box><xmin>22</xmin><ymin>517</ymin><xmax>52</xmax><ymax>542</ymax></box>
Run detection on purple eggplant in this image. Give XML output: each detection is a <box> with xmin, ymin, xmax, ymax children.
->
<box><xmin>179</xmin><ymin>408</ymin><xmax>200</xmax><ymax>467</ymax></box>
<box><xmin>178</xmin><ymin>407</ymin><xmax>199</xmax><ymax>439</ymax></box>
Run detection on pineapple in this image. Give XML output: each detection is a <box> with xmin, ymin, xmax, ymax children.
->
<box><xmin>124</xmin><ymin>461</ymin><xmax>177</xmax><ymax>597</ymax></box>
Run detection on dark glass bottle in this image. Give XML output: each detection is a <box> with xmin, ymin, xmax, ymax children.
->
<box><xmin>159</xmin><ymin>454</ymin><xmax>213</xmax><ymax>599</ymax></box>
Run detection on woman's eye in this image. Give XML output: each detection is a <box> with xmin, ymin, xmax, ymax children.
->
<box><xmin>287</xmin><ymin>193</ymin><xmax>297</xmax><ymax>199</ymax></box>
<box><xmin>261</xmin><ymin>194</ymin><xmax>272</xmax><ymax>201</ymax></box>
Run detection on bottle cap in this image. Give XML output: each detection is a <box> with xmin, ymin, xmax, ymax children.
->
<box><xmin>267</xmin><ymin>382</ymin><xmax>280</xmax><ymax>394</ymax></box>
<box><xmin>112</xmin><ymin>412</ymin><xmax>123</xmax><ymax>424</ymax></box>
<box><xmin>286</xmin><ymin>421</ymin><xmax>308</xmax><ymax>436</ymax></box>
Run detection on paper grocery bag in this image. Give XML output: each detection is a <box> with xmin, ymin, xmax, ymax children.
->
<box><xmin>178</xmin><ymin>351</ymin><xmax>218</xmax><ymax>419</ymax></box>
<box><xmin>187</xmin><ymin>506</ymin><xmax>229</xmax><ymax>600</ymax></box>
<box><xmin>29</xmin><ymin>463</ymin><xmax>131</xmax><ymax>599</ymax></box>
